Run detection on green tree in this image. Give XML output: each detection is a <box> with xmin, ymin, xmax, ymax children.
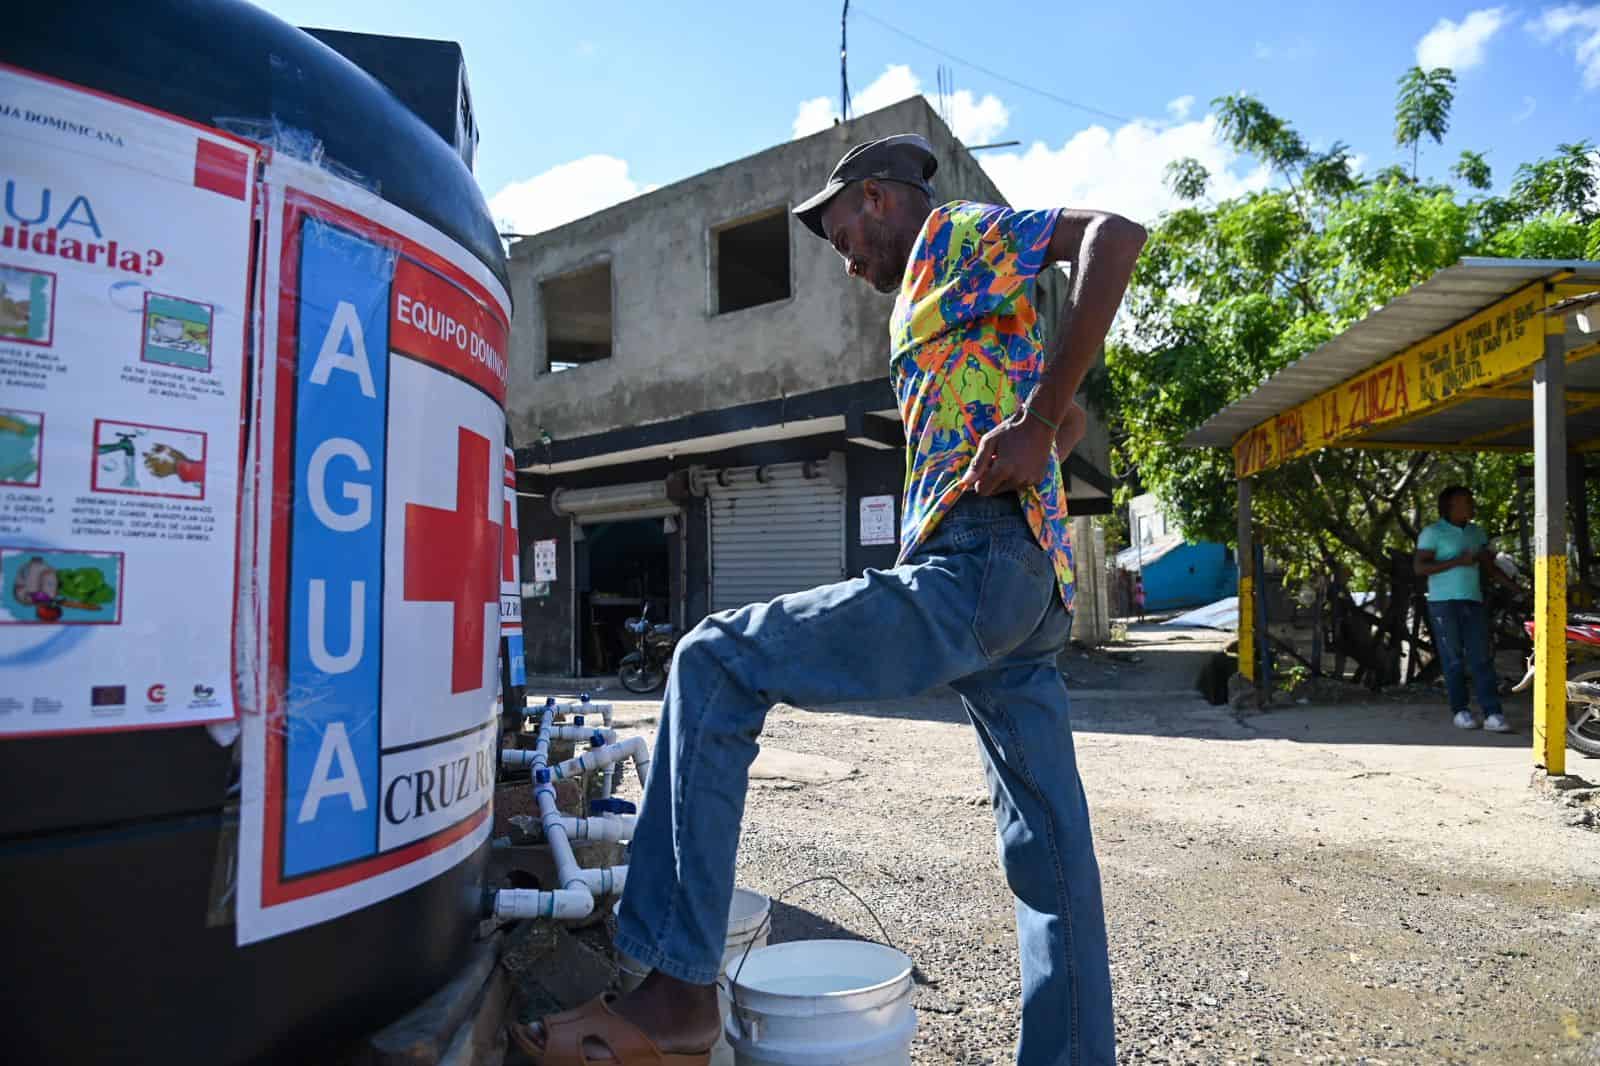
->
<box><xmin>1105</xmin><ymin>79</ymin><xmax>1596</xmax><ymax>591</ymax></box>
<box><xmin>1394</xmin><ymin>66</ymin><xmax>1456</xmax><ymax>180</ymax></box>
<box><xmin>1451</xmin><ymin>149</ymin><xmax>1492</xmax><ymax>191</ymax></box>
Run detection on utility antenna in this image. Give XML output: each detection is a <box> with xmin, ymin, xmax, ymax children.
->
<box><xmin>840</xmin><ymin>0</ymin><xmax>852</xmax><ymax>122</ymax></box>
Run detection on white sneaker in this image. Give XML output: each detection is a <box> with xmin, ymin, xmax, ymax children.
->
<box><xmin>1453</xmin><ymin>710</ymin><xmax>1480</xmax><ymax>730</ymax></box>
<box><xmin>1483</xmin><ymin>713</ymin><xmax>1512</xmax><ymax>733</ymax></box>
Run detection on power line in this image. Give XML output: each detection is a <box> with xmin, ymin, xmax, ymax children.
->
<box><xmin>852</xmin><ymin>8</ymin><xmax>1134</xmax><ymax>127</ymax></box>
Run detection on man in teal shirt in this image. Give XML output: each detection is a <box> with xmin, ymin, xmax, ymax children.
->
<box><xmin>1415</xmin><ymin>485</ymin><xmax>1516</xmax><ymax>732</ymax></box>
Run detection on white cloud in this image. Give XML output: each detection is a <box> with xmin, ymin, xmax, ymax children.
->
<box><xmin>1529</xmin><ymin>4</ymin><xmax>1600</xmax><ymax>89</ymax></box>
<box><xmin>791</xmin><ymin>64</ymin><xmax>1009</xmax><ymax>145</ymax></box>
<box><xmin>978</xmin><ymin>114</ymin><xmax>1273</xmax><ymax>225</ymax></box>
<box><xmin>945</xmin><ymin>88</ymin><xmax>1010</xmax><ymax>146</ymax></box>
<box><xmin>793</xmin><ymin>68</ymin><xmax>1268</xmax><ymax>224</ymax></box>
<box><xmin>1416</xmin><ymin>7</ymin><xmax>1508</xmax><ymax>71</ymax></box>
<box><xmin>488</xmin><ymin>155</ymin><xmax>656</xmax><ymax>236</ymax></box>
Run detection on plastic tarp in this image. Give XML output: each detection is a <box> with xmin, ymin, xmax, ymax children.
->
<box><xmin>1163</xmin><ymin>591</ymin><xmax>1375</xmax><ymax>630</ymax></box>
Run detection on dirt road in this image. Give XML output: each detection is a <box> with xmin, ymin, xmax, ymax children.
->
<box><xmin>597</xmin><ymin>623</ymin><xmax>1600</xmax><ymax>1064</ymax></box>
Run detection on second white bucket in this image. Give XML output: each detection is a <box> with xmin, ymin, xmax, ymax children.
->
<box><xmin>711</xmin><ymin>888</ymin><xmax>773</xmax><ymax>1065</ymax></box>
<box><xmin>723</xmin><ymin>887</ymin><xmax>772</xmax><ymax>974</ymax></box>
<box><xmin>724</xmin><ymin>939</ymin><xmax>917</xmax><ymax>1066</ymax></box>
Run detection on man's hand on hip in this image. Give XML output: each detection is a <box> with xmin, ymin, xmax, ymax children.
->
<box><xmin>960</xmin><ymin>411</ymin><xmax>1056</xmax><ymax>497</ymax></box>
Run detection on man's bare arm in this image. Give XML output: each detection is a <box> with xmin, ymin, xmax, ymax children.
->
<box><xmin>1028</xmin><ymin>211</ymin><xmax>1148</xmax><ymax>425</ymax></box>
<box><xmin>1057</xmin><ymin>400</ymin><xmax>1087</xmax><ymax>456</ymax></box>
<box><xmin>963</xmin><ymin>210</ymin><xmax>1145</xmax><ymax>496</ymax></box>
<box><xmin>1414</xmin><ymin>548</ymin><xmax>1475</xmax><ymax>576</ymax></box>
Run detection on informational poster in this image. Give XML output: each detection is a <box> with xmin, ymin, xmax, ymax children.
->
<box><xmin>235</xmin><ymin>155</ymin><xmax>512</xmax><ymax>944</ymax></box>
<box><xmin>532</xmin><ymin>538</ymin><xmax>557</xmax><ymax>582</ymax></box>
<box><xmin>0</xmin><ymin>65</ymin><xmax>255</xmax><ymax>735</ymax></box>
<box><xmin>501</xmin><ymin>444</ymin><xmax>525</xmax><ymax>688</ymax></box>
<box><xmin>860</xmin><ymin>495</ymin><xmax>897</xmax><ymax>546</ymax></box>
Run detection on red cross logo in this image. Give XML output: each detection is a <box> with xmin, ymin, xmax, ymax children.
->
<box><xmin>404</xmin><ymin>426</ymin><xmax>501</xmax><ymax>694</ymax></box>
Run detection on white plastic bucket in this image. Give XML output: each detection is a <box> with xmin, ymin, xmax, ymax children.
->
<box><xmin>712</xmin><ymin>889</ymin><xmax>773</xmax><ymax>1064</ymax></box>
<box><xmin>619</xmin><ymin>888</ymin><xmax>770</xmax><ymax>1005</ymax></box>
<box><xmin>724</xmin><ymin>940</ymin><xmax>917</xmax><ymax>1066</ymax></box>
<box><xmin>722</xmin><ymin>888</ymin><xmax>772</xmax><ymax>973</ymax></box>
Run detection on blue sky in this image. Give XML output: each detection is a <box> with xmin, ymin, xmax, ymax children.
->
<box><xmin>254</xmin><ymin>1</ymin><xmax>1600</xmax><ymax>232</ymax></box>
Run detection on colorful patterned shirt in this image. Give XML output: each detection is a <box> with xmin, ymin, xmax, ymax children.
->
<box><xmin>890</xmin><ymin>201</ymin><xmax>1074</xmax><ymax>607</ymax></box>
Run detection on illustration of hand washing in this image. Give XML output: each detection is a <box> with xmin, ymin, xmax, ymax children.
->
<box><xmin>142</xmin><ymin>443</ymin><xmax>203</xmax><ymax>485</ymax></box>
<box><xmin>93</xmin><ymin>426</ymin><xmax>205</xmax><ymax>495</ymax></box>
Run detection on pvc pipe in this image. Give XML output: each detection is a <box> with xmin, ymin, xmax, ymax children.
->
<box><xmin>493</xmin><ymin>887</ymin><xmax>593</xmax><ymax>921</ymax></box>
<box><xmin>530</xmin><ymin>704</ymin><xmax>629</xmax><ymax>895</ymax></box>
<box><xmin>537</xmin><ymin>780</ymin><xmax>627</xmax><ymax>895</ymax></box>
<box><xmin>507</xmin><ymin>812</ymin><xmax>636</xmax><ymax>843</ymax></box>
<box><xmin>549</xmin><ymin>735</ymin><xmax>650</xmax><ymax>789</ymax></box>
<box><xmin>543</xmin><ymin>725</ymin><xmax>617</xmax><ymax>744</ymax></box>
<box><xmin>524</xmin><ymin>697</ymin><xmax>615</xmax><ymax>727</ymax></box>
<box><xmin>505</xmin><ymin>745</ymin><xmax>636</xmax><ymax>797</ymax></box>
<box><xmin>489</xmin><ymin>702</ymin><xmax>629</xmax><ymax>926</ymax></box>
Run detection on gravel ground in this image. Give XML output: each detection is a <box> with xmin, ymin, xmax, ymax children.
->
<box><xmin>577</xmin><ymin>623</ymin><xmax>1600</xmax><ymax>1065</ymax></box>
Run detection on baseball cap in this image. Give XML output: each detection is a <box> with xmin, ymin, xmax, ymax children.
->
<box><xmin>793</xmin><ymin>133</ymin><xmax>938</xmax><ymax>240</ymax></box>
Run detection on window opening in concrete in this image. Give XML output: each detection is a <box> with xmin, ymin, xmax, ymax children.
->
<box><xmin>542</xmin><ymin>261</ymin><xmax>613</xmax><ymax>372</ymax></box>
<box><xmin>715</xmin><ymin>209</ymin><xmax>790</xmax><ymax>314</ymax></box>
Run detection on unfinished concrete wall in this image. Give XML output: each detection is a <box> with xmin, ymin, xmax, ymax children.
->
<box><xmin>506</xmin><ymin>97</ymin><xmax>1026</xmax><ymax>446</ymax></box>
<box><xmin>1071</xmin><ymin>516</ymin><xmax>1112</xmax><ymax>646</ymax></box>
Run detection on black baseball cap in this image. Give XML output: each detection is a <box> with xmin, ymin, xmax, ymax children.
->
<box><xmin>793</xmin><ymin>133</ymin><xmax>938</xmax><ymax>240</ymax></box>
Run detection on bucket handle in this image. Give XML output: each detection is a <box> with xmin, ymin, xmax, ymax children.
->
<box><xmin>723</xmin><ymin>875</ymin><xmax>904</xmax><ymax>1039</ymax></box>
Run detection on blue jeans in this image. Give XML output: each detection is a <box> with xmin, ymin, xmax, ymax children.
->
<box><xmin>614</xmin><ymin>494</ymin><xmax>1114</xmax><ymax>1066</ymax></box>
<box><xmin>1428</xmin><ymin>599</ymin><xmax>1502</xmax><ymax>717</ymax></box>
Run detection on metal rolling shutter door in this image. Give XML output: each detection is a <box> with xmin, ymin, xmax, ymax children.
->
<box><xmin>710</xmin><ymin>477</ymin><xmax>846</xmax><ymax>613</ymax></box>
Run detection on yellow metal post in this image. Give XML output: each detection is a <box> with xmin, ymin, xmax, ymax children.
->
<box><xmin>1532</xmin><ymin>308</ymin><xmax>1568</xmax><ymax>774</ymax></box>
<box><xmin>1237</xmin><ymin>478</ymin><xmax>1255</xmax><ymax>683</ymax></box>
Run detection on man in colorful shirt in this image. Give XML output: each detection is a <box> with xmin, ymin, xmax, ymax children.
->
<box><xmin>516</xmin><ymin>135</ymin><xmax>1144</xmax><ymax>1066</ymax></box>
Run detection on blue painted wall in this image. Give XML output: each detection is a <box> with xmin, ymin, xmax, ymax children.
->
<box><xmin>1142</xmin><ymin>542</ymin><xmax>1237</xmax><ymax>612</ymax></box>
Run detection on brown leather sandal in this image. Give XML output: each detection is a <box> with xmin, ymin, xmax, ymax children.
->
<box><xmin>507</xmin><ymin>994</ymin><xmax>713</xmax><ymax>1065</ymax></box>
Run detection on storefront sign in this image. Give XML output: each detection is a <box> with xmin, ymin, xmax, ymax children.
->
<box><xmin>1233</xmin><ymin>282</ymin><xmax>1546</xmax><ymax>478</ymax></box>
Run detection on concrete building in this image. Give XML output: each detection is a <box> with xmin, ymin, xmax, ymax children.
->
<box><xmin>506</xmin><ymin>97</ymin><xmax>1114</xmax><ymax>676</ymax></box>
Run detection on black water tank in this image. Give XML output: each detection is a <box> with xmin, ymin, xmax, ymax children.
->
<box><xmin>0</xmin><ymin>2</ymin><xmax>507</xmax><ymax>1061</ymax></box>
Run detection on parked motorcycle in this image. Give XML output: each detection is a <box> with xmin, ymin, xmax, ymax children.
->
<box><xmin>1511</xmin><ymin>616</ymin><xmax>1600</xmax><ymax>757</ymax></box>
<box><xmin>618</xmin><ymin>604</ymin><xmax>679</xmax><ymax>694</ymax></box>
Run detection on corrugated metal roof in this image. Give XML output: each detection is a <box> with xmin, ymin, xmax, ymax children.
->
<box><xmin>1115</xmin><ymin>531</ymin><xmax>1186</xmax><ymax>570</ymax></box>
<box><xmin>1183</xmin><ymin>259</ymin><xmax>1600</xmax><ymax>448</ymax></box>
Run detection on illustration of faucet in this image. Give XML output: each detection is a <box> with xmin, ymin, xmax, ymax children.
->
<box><xmin>97</xmin><ymin>432</ymin><xmax>140</xmax><ymax>488</ymax></box>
